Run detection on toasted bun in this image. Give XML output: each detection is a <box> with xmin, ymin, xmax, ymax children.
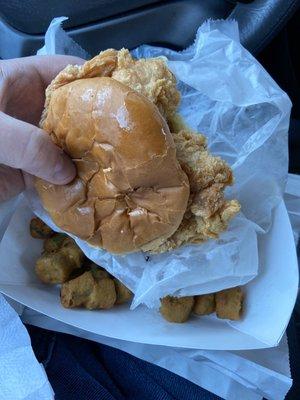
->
<box><xmin>36</xmin><ymin>77</ymin><xmax>189</xmax><ymax>254</ymax></box>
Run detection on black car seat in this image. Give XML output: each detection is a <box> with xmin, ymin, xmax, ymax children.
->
<box><xmin>0</xmin><ymin>0</ymin><xmax>299</xmax><ymax>59</ymax></box>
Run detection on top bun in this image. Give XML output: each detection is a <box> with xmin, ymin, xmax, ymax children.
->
<box><xmin>36</xmin><ymin>77</ymin><xmax>189</xmax><ymax>254</ymax></box>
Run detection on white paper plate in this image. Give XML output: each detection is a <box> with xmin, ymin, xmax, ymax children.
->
<box><xmin>0</xmin><ymin>199</ymin><xmax>298</xmax><ymax>350</ymax></box>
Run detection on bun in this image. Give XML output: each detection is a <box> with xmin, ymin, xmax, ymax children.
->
<box><xmin>36</xmin><ymin>77</ymin><xmax>189</xmax><ymax>253</ymax></box>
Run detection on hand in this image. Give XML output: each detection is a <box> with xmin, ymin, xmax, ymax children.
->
<box><xmin>0</xmin><ymin>55</ymin><xmax>84</xmax><ymax>202</ymax></box>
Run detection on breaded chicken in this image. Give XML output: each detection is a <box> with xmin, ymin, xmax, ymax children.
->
<box><xmin>112</xmin><ymin>49</ymin><xmax>180</xmax><ymax>118</ymax></box>
<box><xmin>150</xmin><ymin>129</ymin><xmax>240</xmax><ymax>252</ymax></box>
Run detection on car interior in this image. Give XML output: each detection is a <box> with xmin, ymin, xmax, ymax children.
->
<box><xmin>0</xmin><ymin>1</ymin><xmax>299</xmax><ymax>397</ymax></box>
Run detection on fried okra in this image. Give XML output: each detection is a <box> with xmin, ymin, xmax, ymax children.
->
<box><xmin>44</xmin><ymin>234</ymin><xmax>83</xmax><ymax>267</ymax></box>
<box><xmin>90</xmin><ymin>263</ymin><xmax>110</xmax><ymax>280</ymax></box>
<box><xmin>88</xmin><ymin>263</ymin><xmax>131</xmax><ymax>305</ymax></box>
<box><xmin>61</xmin><ymin>271</ymin><xmax>116</xmax><ymax>310</ymax></box>
<box><xmin>60</xmin><ymin>238</ymin><xmax>84</xmax><ymax>269</ymax></box>
<box><xmin>193</xmin><ymin>293</ymin><xmax>215</xmax><ymax>316</ymax></box>
<box><xmin>43</xmin><ymin>233</ymin><xmax>68</xmax><ymax>252</ymax></box>
<box><xmin>114</xmin><ymin>279</ymin><xmax>132</xmax><ymax>305</ymax></box>
<box><xmin>160</xmin><ymin>296</ymin><xmax>194</xmax><ymax>323</ymax></box>
<box><xmin>215</xmin><ymin>287</ymin><xmax>243</xmax><ymax>320</ymax></box>
<box><xmin>30</xmin><ymin>217</ymin><xmax>53</xmax><ymax>239</ymax></box>
<box><xmin>36</xmin><ymin>233</ymin><xmax>84</xmax><ymax>284</ymax></box>
<box><xmin>35</xmin><ymin>252</ymin><xmax>81</xmax><ymax>284</ymax></box>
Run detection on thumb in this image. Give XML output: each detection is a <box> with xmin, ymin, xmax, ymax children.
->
<box><xmin>0</xmin><ymin>112</ymin><xmax>75</xmax><ymax>184</ymax></box>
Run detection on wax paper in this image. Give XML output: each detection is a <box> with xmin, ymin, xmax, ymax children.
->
<box><xmin>25</xmin><ymin>18</ymin><xmax>291</xmax><ymax>310</ymax></box>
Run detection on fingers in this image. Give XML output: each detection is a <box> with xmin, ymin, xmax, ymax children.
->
<box><xmin>0</xmin><ymin>164</ymin><xmax>24</xmax><ymax>202</ymax></box>
<box><xmin>0</xmin><ymin>112</ymin><xmax>75</xmax><ymax>184</ymax></box>
<box><xmin>17</xmin><ymin>55</ymin><xmax>85</xmax><ymax>86</ymax></box>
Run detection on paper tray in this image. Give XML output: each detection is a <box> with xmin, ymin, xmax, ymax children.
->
<box><xmin>0</xmin><ymin>198</ymin><xmax>298</xmax><ymax>350</ymax></box>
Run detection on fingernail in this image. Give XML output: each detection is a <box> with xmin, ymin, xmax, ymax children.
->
<box><xmin>52</xmin><ymin>153</ymin><xmax>76</xmax><ymax>184</ymax></box>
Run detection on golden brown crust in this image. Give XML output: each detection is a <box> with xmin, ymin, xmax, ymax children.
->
<box><xmin>173</xmin><ymin>130</ymin><xmax>233</xmax><ymax>191</ymax></box>
<box><xmin>112</xmin><ymin>48</ymin><xmax>180</xmax><ymax>118</ymax></box>
<box><xmin>215</xmin><ymin>287</ymin><xmax>243</xmax><ymax>320</ymax></box>
<box><xmin>36</xmin><ymin>233</ymin><xmax>84</xmax><ymax>284</ymax></box>
<box><xmin>35</xmin><ymin>252</ymin><xmax>80</xmax><ymax>284</ymax></box>
<box><xmin>60</xmin><ymin>271</ymin><xmax>116</xmax><ymax>310</ymax></box>
<box><xmin>150</xmin><ymin>129</ymin><xmax>240</xmax><ymax>253</ymax></box>
<box><xmin>160</xmin><ymin>296</ymin><xmax>194</xmax><ymax>323</ymax></box>
<box><xmin>193</xmin><ymin>294</ymin><xmax>216</xmax><ymax>316</ymax></box>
